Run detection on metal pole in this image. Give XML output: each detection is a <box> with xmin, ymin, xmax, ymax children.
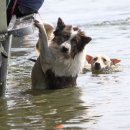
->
<box><xmin>0</xmin><ymin>35</ymin><xmax>12</xmax><ymax>96</ymax></box>
<box><xmin>0</xmin><ymin>0</ymin><xmax>11</xmax><ymax>96</ymax></box>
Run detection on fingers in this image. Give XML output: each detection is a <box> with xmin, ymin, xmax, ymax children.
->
<box><xmin>0</xmin><ymin>33</ymin><xmax>8</xmax><ymax>42</ymax></box>
<box><xmin>34</xmin><ymin>20</ymin><xmax>40</xmax><ymax>26</ymax></box>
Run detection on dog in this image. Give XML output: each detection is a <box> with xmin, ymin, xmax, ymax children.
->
<box><xmin>31</xmin><ymin>18</ymin><xmax>92</xmax><ymax>89</ymax></box>
<box><xmin>83</xmin><ymin>54</ymin><xmax>121</xmax><ymax>74</ymax></box>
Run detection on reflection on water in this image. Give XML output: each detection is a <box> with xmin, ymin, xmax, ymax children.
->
<box><xmin>1</xmin><ymin>86</ymin><xmax>98</xmax><ymax>130</ymax></box>
<box><xmin>0</xmin><ymin>0</ymin><xmax>130</xmax><ymax>129</ymax></box>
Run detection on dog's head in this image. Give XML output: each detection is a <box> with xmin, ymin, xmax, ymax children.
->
<box><xmin>86</xmin><ymin>54</ymin><xmax>121</xmax><ymax>73</ymax></box>
<box><xmin>52</xmin><ymin>18</ymin><xmax>92</xmax><ymax>58</ymax></box>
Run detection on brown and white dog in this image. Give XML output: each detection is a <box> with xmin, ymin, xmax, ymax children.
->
<box><xmin>31</xmin><ymin>18</ymin><xmax>92</xmax><ymax>89</ymax></box>
<box><xmin>84</xmin><ymin>54</ymin><xmax>121</xmax><ymax>74</ymax></box>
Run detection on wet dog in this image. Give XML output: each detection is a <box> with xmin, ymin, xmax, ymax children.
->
<box><xmin>84</xmin><ymin>54</ymin><xmax>121</xmax><ymax>74</ymax></box>
<box><xmin>31</xmin><ymin>18</ymin><xmax>92</xmax><ymax>89</ymax></box>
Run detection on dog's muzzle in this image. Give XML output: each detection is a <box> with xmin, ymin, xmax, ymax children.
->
<box><xmin>60</xmin><ymin>42</ymin><xmax>71</xmax><ymax>53</ymax></box>
<box><xmin>94</xmin><ymin>62</ymin><xmax>101</xmax><ymax>70</ymax></box>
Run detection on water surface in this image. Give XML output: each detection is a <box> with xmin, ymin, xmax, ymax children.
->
<box><xmin>0</xmin><ymin>0</ymin><xmax>130</xmax><ymax>130</ymax></box>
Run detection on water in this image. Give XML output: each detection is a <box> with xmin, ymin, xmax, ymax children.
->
<box><xmin>0</xmin><ymin>0</ymin><xmax>130</xmax><ymax>129</ymax></box>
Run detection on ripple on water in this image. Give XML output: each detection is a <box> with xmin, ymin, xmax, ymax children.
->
<box><xmin>0</xmin><ymin>0</ymin><xmax>130</xmax><ymax>129</ymax></box>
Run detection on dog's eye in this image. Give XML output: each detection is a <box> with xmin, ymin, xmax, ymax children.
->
<box><xmin>73</xmin><ymin>27</ymin><xmax>79</xmax><ymax>31</ymax></box>
<box><xmin>93</xmin><ymin>57</ymin><xmax>97</xmax><ymax>61</ymax></box>
<box><xmin>102</xmin><ymin>58</ymin><xmax>107</xmax><ymax>62</ymax></box>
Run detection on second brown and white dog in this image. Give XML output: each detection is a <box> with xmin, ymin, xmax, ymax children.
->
<box><xmin>83</xmin><ymin>54</ymin><xmax>121</xmax><ymax>74</ymax></box>
<box><xmin>31</xmin><ymin>18</ymin><xmax>92</xmax><ymax>89</ymax></box>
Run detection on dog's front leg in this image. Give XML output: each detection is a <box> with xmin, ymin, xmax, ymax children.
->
<box><xmin>35</xmin><ymin>21</ymin><xmax>52</xmax><ymax>62</ymax></box>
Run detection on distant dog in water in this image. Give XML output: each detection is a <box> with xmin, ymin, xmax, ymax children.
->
<box><xmin>83</xmin><ymin>54</ymin><xmax>121</xmax><ymax>74</ymax></box>
<box><xmin>31</xmin><ymin>18</ymin><xmax>92</xmax><ymax>89</ymax></box>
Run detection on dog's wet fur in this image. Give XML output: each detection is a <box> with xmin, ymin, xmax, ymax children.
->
<box><xmin>85</xmin><ymin>54</ymin><xmax>121</xmax><ymax>74</ymax></box>
<box><xmin>31</xmin><ymin>18</ymin><xmax>92</xmax><ymax>89</ymax></box>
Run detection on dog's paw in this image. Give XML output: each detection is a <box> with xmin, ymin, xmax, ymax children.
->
<box><xmin>34</xmin><ymin>20</ymin><xmax>46</xmax><ymax>34</ymax></box>
<box><xmin>34</xmin><ymin>20</ymin><xmax>40</xmax><ymax>26</ymax></box>
<box><xmin>34</xmin><ymin>20</ymin><xmax>43</xmax><ymax>29</ymax></box>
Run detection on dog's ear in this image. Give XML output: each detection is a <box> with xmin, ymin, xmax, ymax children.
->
<box><xmin>111</xmin><ymin>58</ymin><xmax>121</xmax><ymax>65</ymax></box>
<box><xmin>81</xmin><ymin>35</ymin><xmax>92</xmax><ymax>44</ymax></box>
<box><xmin>57</xmin><ymin>17</ymin><xmax>65</xmax><ymax>30</ymax></box>
<box><xmin>86</xmin><ymin>54</ymin><xmax>93</xmax><ymax>63</ymax></box>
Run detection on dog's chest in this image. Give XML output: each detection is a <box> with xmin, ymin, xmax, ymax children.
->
<box><xmin>45</xmin><ymin>69</ymin><xmax>77</xmax><ymax>89</ymax></box>
<box><xmin>41</xmin><ymin>47</ymin><xmax>86</xmax><ymax>77</ymax></box>
<box><xmin>52</xmin><ymin>52</ymin><xmax>85</xmax><ymax>77</ymax></box>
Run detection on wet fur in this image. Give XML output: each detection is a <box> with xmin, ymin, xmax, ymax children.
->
<box><xmin>31</xmin><ymin>18</ymin><xmax>91</xmax><ymax>89</ymax></box>
<box><xmin>85</xmin><ymin>54</ymin><xmax>121</xmax><ymax>74</ymax></box>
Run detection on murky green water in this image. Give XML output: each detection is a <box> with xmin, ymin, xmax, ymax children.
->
<box><xmin>0</xmin><ymin>0</ymin><xmax>130</xmax><ymax>130</ymax></box>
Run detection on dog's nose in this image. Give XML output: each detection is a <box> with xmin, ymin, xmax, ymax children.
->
<box><xmin>95</xmin><ymin>63</ymin><xmax>101</xmax><ymax>70</ymax></box>
<box><xmin>61</xmin><ymin>46</ymin><xmax>69</xmax><ymax>53</ymax></box>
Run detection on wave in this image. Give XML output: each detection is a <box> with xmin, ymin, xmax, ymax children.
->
<box><xmin>80</xmin><ymin>18</ymin><xmax>130</xmax><ymax>27</ymax></box>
